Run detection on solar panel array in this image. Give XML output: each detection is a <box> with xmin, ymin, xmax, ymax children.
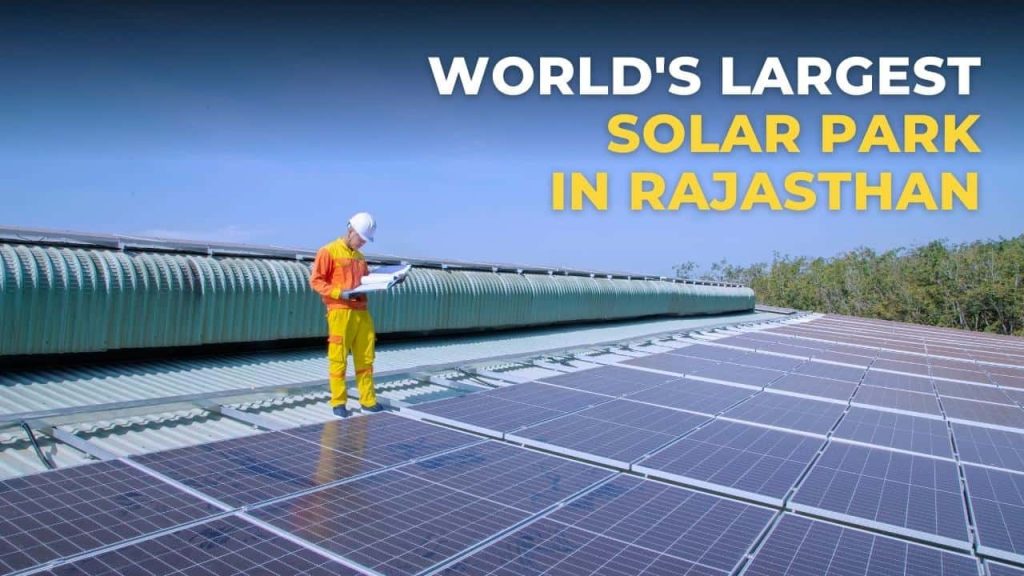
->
<box><xmin>7</xmin><ymin>314</ymin><xmax>1024</xmax><ymax>575</ymax></box>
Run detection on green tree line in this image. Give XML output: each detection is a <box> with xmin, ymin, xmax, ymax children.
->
<box><xmin>676</xmin><ymin>236</ymin><xmax>1024</xmax><ymax>336</ymax></box>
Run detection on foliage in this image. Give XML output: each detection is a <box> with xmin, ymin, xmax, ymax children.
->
<box><xmin>677</xmin><ymin>236</ymin><xmax>1024</xmax><ymax>336</ymax></box>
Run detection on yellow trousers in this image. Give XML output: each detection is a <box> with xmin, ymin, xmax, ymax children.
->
<box><xmin>326</xmin><ymin>309</ymin><xmax>377</xmax><ymax>408</ymax></box>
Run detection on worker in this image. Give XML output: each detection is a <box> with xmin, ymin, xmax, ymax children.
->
<box><xmin>309</xmin><ymin>212</ymin><xmax>383</xmax><ymax>418</ymax></box>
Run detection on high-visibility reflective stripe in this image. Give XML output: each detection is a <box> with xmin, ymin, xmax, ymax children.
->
<box><xmin>327</xmin><ymin>335</ymin><xmax>344</xmax><ymax>344</ymax></box>
<box><xmin>355</xmin><ymin>367</ymin><xmax>373</xmax><ymax>375</ymax></box>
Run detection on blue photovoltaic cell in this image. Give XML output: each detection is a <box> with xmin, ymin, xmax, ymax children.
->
<box><xmin>862</xmin><ymin>369</ymin><xmax>935</xmax><ymax>394</ymax></box>
<box><xmin>989</xmin><ymin>371</ymin><xmax>1024</xmax><ymax>390</ymax></box>
<box><xmin>756</xmin><ymin>341</ymin><xmax>824</xmax><ymax>357</ymax></box>
<box><xmin>282</xmin><ymin>413</ymin><xmax>480</xmax><ymax>467</ymax></box>
<box><xmin>943</xmin><ymin>397</ymin><xmax>1024</xmax><ymax>430</ymax></box>
<box><xmin>811</xmin><ymin>350</ymin><xmax>873</xmax><ymax>366</ymax></box>
<box><xmin>626</xmin><ymin>380</ymin><xmax>754</xmax><ymax>414</ymax></box>
<box><xmin>931</xmin><ymin>365</ymin><xmax>992</xmax><ymax>384</ymax></box>
<box><xmin>936</xmin><ymin>380</ymin><xmax>1015</xmax><ymax>405</ymax></box>
<box><xmin>876</xmin><ymin>351</ymin><xmax>929</xmax><ymax>364</ymax></box>
<box><xmin>964</xmin><ymin>464</ymin><xmax>1024</xmax><ymax>562</ymax></box>
<box><xmin>930</xmin><ymin>357</ymin><xmax>980</xmax><ymax>370</ymax></box>
<box><xmin>442</xmin><ymin>519</ymin><xmax>716</xmax><ymax>576</ymax></box>
<box><xmin>688</xmin><ymin>363</ymin><xmax>784</xmax><ymax>387</ymax></box>
<box><xmin>0</xmin><ymin>460</ymin><xmax>219</xmax><ymax>574</ymax></box>
<box><xmin>400</xmin><ymin>442</ymin><xmax>614</xmax><ymax>513</ymax></box>
<box><xmin>509</xmin><ymin>400</ymin><xmax>708</xmax><ymax>465</ymax></box>
<box><xmin>768</xmin><ymin>373</ymin><xmax>859</xmax><ymax>401</ymax></box>
<box><xmin>134</xmin><ymin>431</ymin><xmax>380</xmax><ymax>507</ymax></box>
<box><xmin>44</xmin><ymin>515</ymin><xmax>355</xmax><ymax>576</ymax></box>
<box><xmin>671</xmin><ymin>343</ymin><xmax>751</xmax><ymax>363</ymax></box>
<box><xmin>744</xmin><ymin>514</ymin><xmax>979</xmax><ymax>576</ymax></box>
<box><xmin>444</xmin><ymin>475</ymin><xmax>774</xmax><ymax>576</ymax></box>
<box><xmin>990</xmin><ymin>562</ymin><xmax>1024</xmax><ymax>576</ymax></box>
<box><xmin>732</xmin><ymin>353</ymin><xmax>807</xmax><ymax>371</ymax></box>
<box><xmin>252</xmin><ymin>443</ymin><xmax>610</xmax><ymax>575</ymax></box>
<box><xmin>1005</xmin><ymin>388</ymin><xmax>1024</xmax><ymax>406</ymax></box>
<box><xmin>792</xmin><ymin>443</ymin><xmax>970</xmax><ymax>546</ymax></box>
<box><xmin>793</xmin><ymin>361</ymin><xmax>866</xmax><ymax>383</ymax></box>
<box><xmin>873</xmin><ymin>358</ymin><xmax>932</xmax><ymax>375</ymax></box>
<box><xmin>484</xmin><ymin>382</ymin><xmax>610</xmax><ymax>412</ymax></box>
<box><xmin>568</xmin><ymin>399</ymin><xmax>711</xmax><ymax>436</ymax></box>
<box><xmin>538</xmin><ymin>365</ymin><xmax>676</xmax><ymax>396</ymax></box>
<box><xmin>953</xmin><ymin>423</ymin><xmax>1024</xmax><ymax>472</ymax></box>
<box><xmin>635</xmin><ymin>419</ymin><xmax>821</xmax><ymax>503</ymax></box>
<box><xmin>833</xmin><ymin>407</ymin><xmax>953</xmax><ymax>458</ymax></box>
<box><xmin>410</xmin><ymin>393</ymin><xmax>565</xmax><ymax>434</ymax></box>
<box><xmin>714</xmin><ymin>335</ymin><xmax>776</xmax><ymax>349</ymax></box>
<box><xmin>622</xmin><ymin>352</ymin><xmax>721</xmax><ymax>376</ymax></box>
<box><xmin>721</xmin><ymin>392</ymin><xmax>846</xmax><ymax>435</ymax></box>
<box><xmin>852</xmin><ymin>386</ymin><xmax>943</xmax><ymax>416</ymax></box>
<box><xmin>251</xmin><ymin>470</ymin><xmax>532</xmax><ymax>576</ymax></box>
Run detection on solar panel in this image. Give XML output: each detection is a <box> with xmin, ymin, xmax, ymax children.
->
<box><xmin>989</xmin><ymin>562</ymin><xmax>1024</xmax><ymax>576</ymax></box>
<box><xmin>254</xmin><ymin>471</ymin><xmax>527</xmax><ymax>575</ymax></box>
<box><xmin>810</xmin><ymin>350</ymin><xmax>873</xmax><ymax>366</ymax></box>
<box><xmin>942</xmin><ymin>397</ymin><xmax>1024</xmax><ymax>431</ymax></box>
<box><xmin>251</xmin><ymin>444</ymin><xmax>611</xmax><ymax>575</ymax></box>
<box><xmin>988</xmin><ymin>365</ymin><xmax>1024</xmax><ymax>378</ymax></box>
<box><xmin>621</xmin><ymin>352</ymin><xmax>721</xmax><ymax>376</ymax></box>
<box><xmin>952</xmin><ymin>423</ymin><xmax>1024</xmax><ymax>472</ymax></box>
<box><xmin>932</xmin><ymin>366</ymin><xmax>992</xmax><ymax>384</ymax></box>
<box><xmin>744</xmin><ymin>514</ymin><xmax>980</xmax><ymax>576</ymax></box>
<box><xmin>988</xmin><ymin>370</ymin><xmax>1024</xmax><ymax>390</ymax></box>
<box><xmin>1005</xmin><ymin>388</ymin><xmax>1024</xmax><ymax>406</ymax></box>
<box><xmin>767</xmin><ymin>373</ymin><xmax>858</xmax><ymax>401</ymax></box>
<box><xmin>987</xmin><ymin>368</ymin><xmax>1024</xmax><ymax>387</ymax></box>
<box><xmin>791</xmin><ymin>442</ymin><xmax>970</xmax><ymax>549</ymax></box>
<box><xmin>873</xmin><ymin>358</ymin><xmax>932</xmax><ymax>375</ymax></box>
<box><xmin>793</xmin><ymin>361</ymin><xmax>865</xmax><ymax>383</ymax></box>
<box><xmin>828</xmin><ymin>343</ymin><xmax>877</xmax><ymax>357</ymax></box>
<box><xmin>931</xmin><ymin>357</ymin><xmax>981</xmax><ymax>370</ymax></box>
<box><xmin>861</xmin><ymin>369</ymin><xmax>935</xmax><ymax>394</ymax></box>
<box><xmin>407</xmin><ymin>393</ymin><xmax>564</xmax><ymax>436</ymax></box>
<box><xmin>626</xmin><ymin>380</ymin><xmax>755</xmax><ymax>414</ymax></box>
<box><xmin>442</xmin><ymin>475</ymin><xmax>774</xmax><ymax>576</ymax></box>
<box><xmin>832</xmin><ymin>407</ymin><xmax>954</xmax><ymax>458</ymax></box>
<box><xmin>852</xmin><ymin>386</ymin><xmax>943</xmax><ymax>417</ymax></box>
<box><xmin>485</xmin><ymin>382</ymin><xmax>610</xmax><ymax>412</ymax></box>
<box><xmin>689</xmin><ymin>363</ymin><xmax>784</xmax><ymax>387</ymax></box>
<box><xmin>721</xmin><ymin>392</ymin><xmax>846</xmax><ymax>435</ymax></box>
<box><xmin>402</xmin><ymin>442</ymin><xmax>614</xmax><ymax>513</ymax></box>
<box><xmin>963</xmin><ymin>464</ymin><xmax>1024</xmax><ymax>564</ymax></box>
<box><xmin>538</xmin><ymin>364</ymin><xmax>676</xmax><ymax>396</ymax></box>
<box><xmin>936</xmin><ymin>380</ymin><xmax>1015</xmax><ymax>405</ymax></box>
<box><xmin>672</xmin><ymin>343</ymin><xmax>751</xmax><ymax>363</ymax></box>
<box><xmin>634</xmin><ymin>419</ymin><xmax>822</xmax><ymax>505</ymax></box>
<box><xmin>731</xmin><ymin>352</ymin><xmax>805</xmax><ymax>372</ymax></box>
<box><xmin>755</xmin><ymin>341</ymin><xmax>821</xmax><ymax>357</ymax></box>
<box><xmin>876</xmin><ymin>351</ymin><xmax>929</xmax><ymax>364</ymax></box>
<box><xmin>507</xmin><ymin>400</ymin><xmax>709</xmax><ymax>468</ymax></box>
<box><xmin>130</xmin><ymin>420</ymin><xmax>401</xmax><ymax>504</ymax></box>
<box><xmin>0</xmin><ymin>460</ymin><xmax>218</xmax><ymax>574</ymax></box>
<box><xmin>43</xmin><ymin>515</ymin><xmax>354</xmax><ymax>576</ymax></box>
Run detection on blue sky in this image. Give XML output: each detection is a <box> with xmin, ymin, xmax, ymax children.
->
<box><xmin>2</xmin><ymin>2</ymin><xmax>1021</xmax><ymax>275</ymax></box>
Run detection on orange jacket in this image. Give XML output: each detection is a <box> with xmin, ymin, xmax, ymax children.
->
<box><xmin>309</xmin><ymin>238</ymin><xmax>369</xmax><ymax>310</ymax></box>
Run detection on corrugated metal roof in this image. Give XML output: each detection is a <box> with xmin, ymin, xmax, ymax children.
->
<box><xmin>0</xmin><ymin>311</ymin><xmax>783</xmax><ymax>417</ymax></box>
<box><xmin>0</xmin><ymin>311</ymin><xmax>797</xmax><ymax>479</ymax></box>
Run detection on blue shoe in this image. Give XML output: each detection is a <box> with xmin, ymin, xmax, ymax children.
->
<box><xmin>362</xmin><ymin>404</ymin><xmax>384</xmax><ymax>413</ymax></box>
<box><xmin>332</xmin><ymin>406</ymin><xmax>349</xmax><ymax>418</ymax></box>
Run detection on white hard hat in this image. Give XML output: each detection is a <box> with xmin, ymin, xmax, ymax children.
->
<box><xmin>348</xmin><ymin>212</ymin><xmax>376</xmax><ymax>242</ymax></box>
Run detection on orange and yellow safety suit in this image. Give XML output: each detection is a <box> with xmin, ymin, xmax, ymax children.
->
<box><xmin>309</xmin><ymin>238</ymin><xmax>377</xmax><ymax>409</ymax></box>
